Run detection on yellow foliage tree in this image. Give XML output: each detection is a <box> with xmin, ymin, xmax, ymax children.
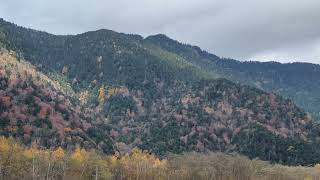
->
<box><xmin>23</xmin><ymin>147</ymin><xmax>38</xmax><ymax>159</ymax></box>
<box><xmin>107</xmin><ymin>87</ymin><xmax>129</xmax><ymax>98</ymax></box>
<box><xmin>98</xmin><ymin>86</ymin><xmax>106</xmax><ymax>105</ymax></box>
<box><xmin>79</xmin><ymin>90</ymin><xmax>89</xmax><ymax>105</ymax></box>
<box><xmin>71</xmin><ymin>147</ymin><xmax>88</xmax><ymax>163</ymax></box>
<box><xmin>112</xmin><ymin>148</ymin><xmax>167</xmax><ymax>180</ymax></box>
<box><xmin>53</xmin><ymin>147</ymin><xmax>65</xmax><ymax>159</ymax></box>
<box><xmin>0</xmin><ymin>136</ymin><xmax>320</xmax><ymax>180</ymax></box>
<box><xmin>0</xmin><ymin>136</ymin><xmax>10</xmax><ymax>153</ymax></box>
<box><xmin>0</xmin><ymin>137</ymin><xmax>30</xmax><ymax>179</ymax></box>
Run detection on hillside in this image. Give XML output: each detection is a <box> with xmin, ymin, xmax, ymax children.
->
<box><xmin>1</xmin><ymin>19</ymin><xmax>320</xmax><ymax>166</ymax></box>
<box><xmin>145</xmin><ymin>34</ymin><xmax>320</xmax><ymax>120</ymax></box>
<box><xmin>0</xmin><ymin>49</ymin><xmax>104</xmax><ymax>150</ymax></box>
<box><xmin>1</xmin><ymin>19</ymin><xmax>320</xmax><ymax>121</ymax></box>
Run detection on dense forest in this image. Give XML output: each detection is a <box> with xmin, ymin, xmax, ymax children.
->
<box><xmin>1</xmin><ymin>49</ymin><xmax>320</xmax><ymax>166</ymax></box>
<box><xmin>145</xmin><ymin>34</ymin><xmax>320</xmax><ymax>120</ymax></box>
<box><xmin>1</xmin><ymin>18</ymin><xmax>320</xmax><ymax>120</ymax></box>
<box><xmin>0</xmin><ymin>17</ymin><xmax>320</xmax><ymax>174</ymax></box>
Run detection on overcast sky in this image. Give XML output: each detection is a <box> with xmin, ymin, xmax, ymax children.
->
<box><xmin>1</xmin><ymin>0</ymin><xmax>320</xmax><ymax>64</ymax></box>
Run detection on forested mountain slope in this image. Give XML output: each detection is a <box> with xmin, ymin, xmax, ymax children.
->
<box><xmin>1</xmin><ymin>19</ymin><xmax>319</xmax><ymax>120</ymax></box>
<box><xmin>1</xmin><ymin>18</ymin><xmax>320</xmax><ymax>165</ymax></box>
<box><xmin>0</xmin><ymin>50</ymin><xmax>101</xmax><ymax>150</ymax></box>
<box><xmin>145</xmin><ymin>34</ymin><xmax>320</xmax><ymax>120</ymax></box>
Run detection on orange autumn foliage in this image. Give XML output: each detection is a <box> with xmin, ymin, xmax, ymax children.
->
<box><xmin>53</xmin><ymin>147</ymin><xmax>65</xmax><ymax>159</ymax></box>
<box><xmin>71</xmin><ymin>147</ymin><xmax>88</xmax><ymax>162</ymax></box>
<box><xmin>0</xmin><ymin>136</ymin><xmax>320</xmax><ymax>180</ymax></box>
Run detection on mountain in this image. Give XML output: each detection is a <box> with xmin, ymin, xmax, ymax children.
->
<box><xmin>1</xmin><ymin>18</ymin><xmax>320</xmax><ymax>165</ymax></box>
<box><xmin>145</xmin><ymin>34</ymin><xmax>320</xmax><ymax>120</ymax></box>
<box><xmin>1</xmin><ymin>19</ymin><xmax>320</xmax><ymax>121</ymax></box>
<box><xmin>0</xmin><ymin>49</ymin><xmax>114</xmax><ymax>151</ymax></box>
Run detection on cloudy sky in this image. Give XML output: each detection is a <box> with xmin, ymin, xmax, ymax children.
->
<box><xmin>1</xmin><ymin>0</ymin><xmax>320</xmax><ymax>64</ymax></box>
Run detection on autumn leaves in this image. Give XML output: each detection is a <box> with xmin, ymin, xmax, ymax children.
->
<box><xmin>0</xmin><ymin>137</ymin><xmax>165</xmax><ymax>180</ymax></box>
<box><xmin>1</xmin><ymin>136</ymin><xmax>320</xmax><ymax>180</ymax></box>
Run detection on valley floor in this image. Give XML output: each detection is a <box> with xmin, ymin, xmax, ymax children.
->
<box><xmin>0</xmin><ymin>137</ymin><xmax>319</xmax><ymax>180</ymax></box>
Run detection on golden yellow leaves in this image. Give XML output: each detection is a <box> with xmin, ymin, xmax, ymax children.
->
<box><xmin>79</xmin><ymin>90</ymin><xmax>89</xmax><ymax>105</ymax></box>
<box><xmin>98</xmin><ymin>86</ymin><xmax>106</xmax><ymax>105</ymax></box>
<box><xmin>23</xmin><ymin>149</ymin><xmax>35</xmax><ymax>159</ymax></box>
<box><xmin>53</xmin><ymin>147</ymin><xmax>65</xmax><ymax>159</ymax></box>
<box><xmin>0</xmin><ymin>136</ymin><xmax>10</xmax><ymax>153</ymax></box>
<box><xmin>71</xmin><ymin>147</ymin><xmax>88</xmax><ymax>162</ymax></box>
<box><xmin>107</xmin><ymin>86</ymin><xmax>129</xmax><ymax>98</ymax></box>
<box><xmin>77</xmin><ymin>85</ymin><xmax>129</xmax><ymax>109</ymax></box>
<box><xmin>110</xmin><ymin>148</ymin><xmax>167</xmax><ymax>179</ymax></box>
<box><xmin>2</xmin><ymin>136</ymin><xmax>320</xmax><ymax>180</ymax></box>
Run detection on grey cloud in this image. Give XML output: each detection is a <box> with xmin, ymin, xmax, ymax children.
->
<box><xmin>0</xmin><ymin>0</ymin><xmax>320</xmax><ymax>63</ymax></box>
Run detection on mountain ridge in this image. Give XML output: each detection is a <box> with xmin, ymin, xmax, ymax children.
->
<box><xmin>1</xmin><ymin>18</ymin><xmax>320</xmax><ymax>165</ymax></box>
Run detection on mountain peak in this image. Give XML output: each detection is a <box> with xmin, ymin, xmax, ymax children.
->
<box><xmin>146</xmin><ymin>33</ymin><xmax>172</xmax><ymax>41</ymax></box>
<box><xmin>1</xmin><ymin>18</ymin><xmax>320</xmax><ymax>166</ymax></box>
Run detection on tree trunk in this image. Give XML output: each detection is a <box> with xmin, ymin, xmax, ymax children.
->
<box><xmin>46</xmin><ymin>160</ymin><xmax>51</xmax><ymax>180</ymax></box>
<box><xmin>95</xmin><ymin>165</ymin><xmax>98</xmax><ymax>180</ymax></box>
<box><xmin>32</xmin><ymin>155</ymin><xmax>35</xmax><ymax>180</ymax></box>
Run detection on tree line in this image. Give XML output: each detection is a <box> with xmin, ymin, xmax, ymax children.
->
<box><xmin>0</xmin><ymin>136</ymin><xmax>320</xmax><ymax>180</ymax></box>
